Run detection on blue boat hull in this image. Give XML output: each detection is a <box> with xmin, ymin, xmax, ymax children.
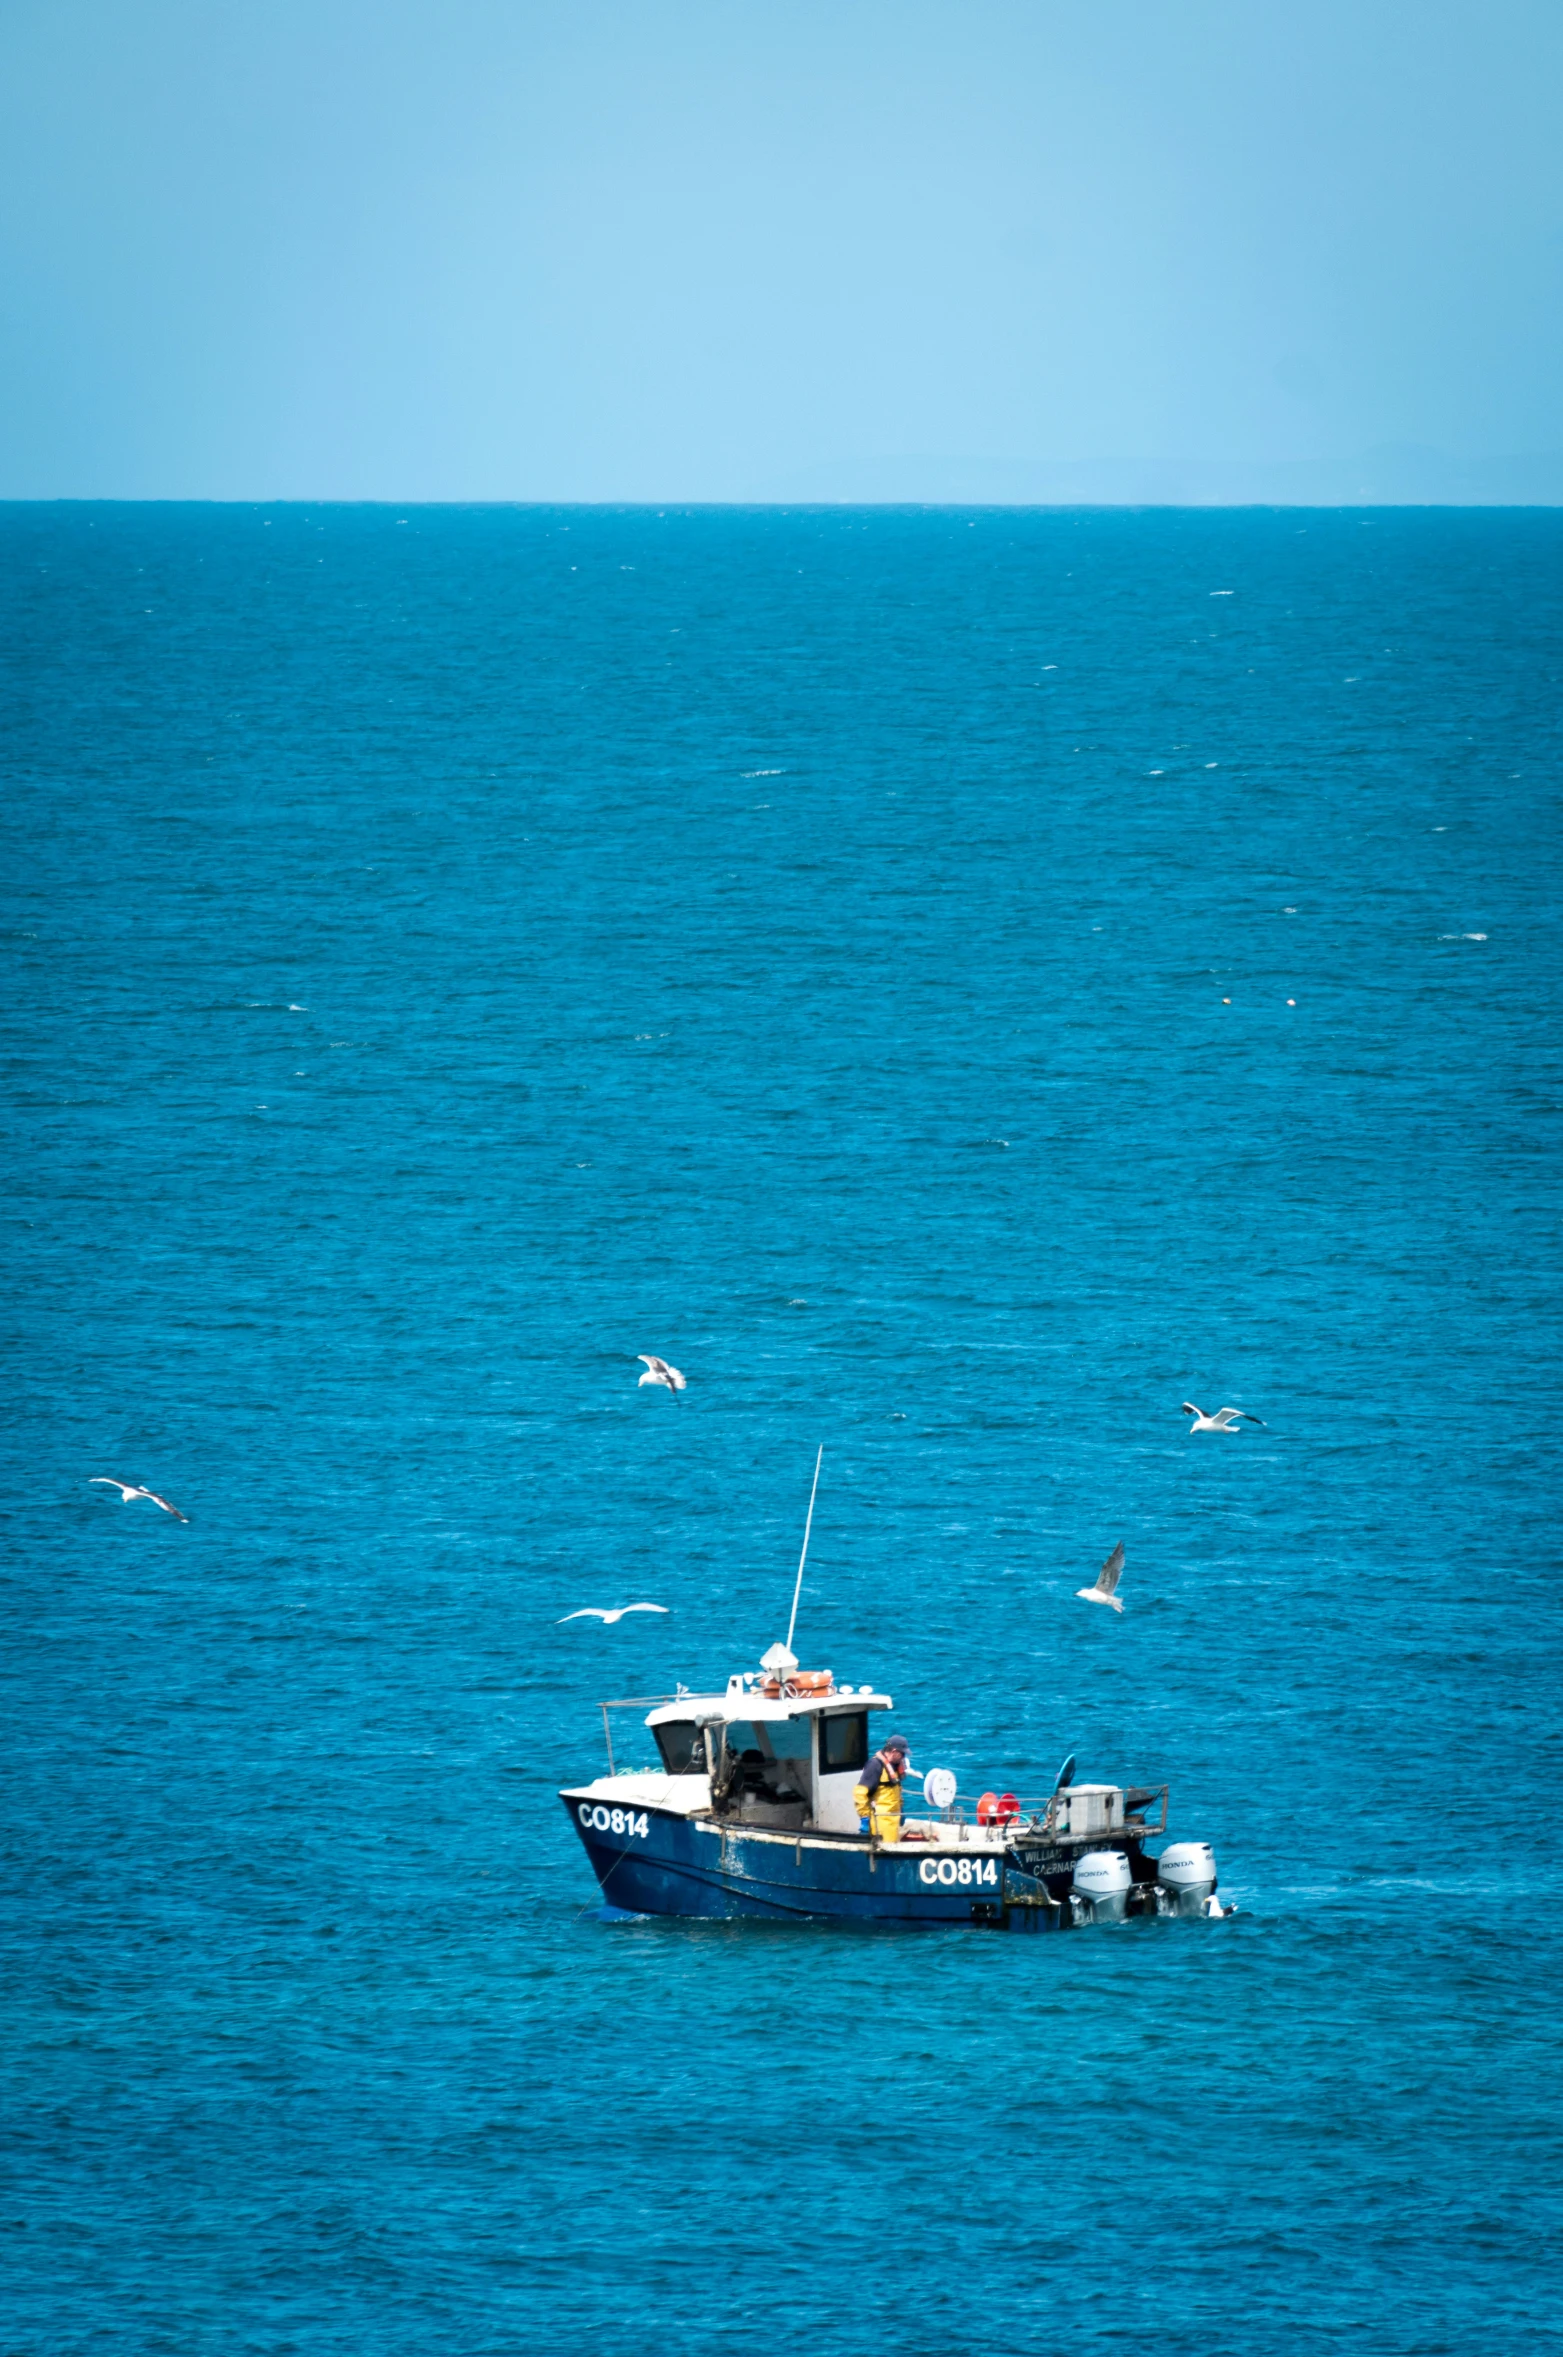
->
<box><xmin>561</xmin><ymin>1791</ymin><xmax>1047</xmax><ymax>1923</ymax></box>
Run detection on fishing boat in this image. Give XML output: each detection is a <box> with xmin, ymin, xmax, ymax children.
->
<box><xmin>560</xmin><ymin>1456</ymin><xmax>1228</xmax><ymax>1930</ymax></box>
<box><xmin>560</xmin><ymin>1652</ymin><xmax>1224</xmax><ymax>1928</ymax></box>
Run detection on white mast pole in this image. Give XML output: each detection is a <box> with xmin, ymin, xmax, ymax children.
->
<box><xmin>784</xmin><ymin>1446</ymin><xmax>824</xmax><ymax>1658</ymax></box>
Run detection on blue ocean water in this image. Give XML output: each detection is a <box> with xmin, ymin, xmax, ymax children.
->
<box><xmin>2</xmin><ymin>502</ymin><xmax>1560</xmax><ymax>2355</ymax></box>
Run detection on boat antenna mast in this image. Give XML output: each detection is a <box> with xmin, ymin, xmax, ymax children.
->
<box><xmin>782</xmin><ymin>1444</ymin><xmax>824</xmax><ymax>1662</ymax></box>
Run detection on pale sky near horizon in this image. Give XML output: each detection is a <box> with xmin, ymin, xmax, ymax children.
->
<box><xmin>1</xmin><ymin>0</ymin><xmax>1559</xmax><ymax>501</ymax></box>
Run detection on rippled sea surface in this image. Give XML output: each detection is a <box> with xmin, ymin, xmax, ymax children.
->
<box><xmin>2</xmin><ymin>503</ymin><xmax>1560</xmax><ymax>2355</ymax></box>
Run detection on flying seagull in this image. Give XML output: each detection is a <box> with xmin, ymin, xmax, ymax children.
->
<box><xmin>1182</xmin><ymin>1402</ymin><xmax>1267</xmax><ymax>1434</ymax></box>
<box><xmin>1075</xmin><ymin>1541</ymin><xmax>1125</xmax><ymax>1614</ymax></box>
<box><xmin>638</xmin><ymin>1355</ymin><xmax>686</xmax><ymax>1395</ymax></box>
<box><xmin>558</xmin><ymin>1604</ymin><xmax>669</xmax><ymax>1625</ymax></box>
<box><xmin>89</xmin><ymin>1478</ymin><xmax>188</xmax><ymax>1523</ymax></box>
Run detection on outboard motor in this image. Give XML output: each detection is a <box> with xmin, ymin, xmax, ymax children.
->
<box><xmin>1157</xmin><ymin>1841</ymin><xmax>1218</xmax><ymax>1917</ymax></box>
<box><xmin>1071</xmin><ymin>1849</ymin><xmax>1131</xmax><ymax>1925</ymax></box>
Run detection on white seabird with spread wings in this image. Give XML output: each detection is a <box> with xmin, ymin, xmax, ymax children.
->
<box><xmin>637</xmin><ymin>1355</ymin><xmax>686</xmax><ymax>1394</ymax></box>
<box><xmin>558</xmin><ymin>1604</ymin><xmax>669</xmax><ymax>1625</ymax></box>
<box><xmin>1075</xmin><ymin>1541</ymin><xmax>1125</xmax><ymax>1613</ymax></box>
<box><xmin>90</xmin><ymin>1478</ymin><xmax>188</xmax><ymax>1523</ymax></box>
<box><xmin>1182</xmin><ymin>1402</ymin><xmax>1266</xmax><ymax>1434</ymax></box>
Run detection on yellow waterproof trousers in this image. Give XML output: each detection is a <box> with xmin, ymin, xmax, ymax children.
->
<box><xmin>853</xmin><ymin>1783</ymin><xmax>903</xmax><ymax>1842</ymax></box>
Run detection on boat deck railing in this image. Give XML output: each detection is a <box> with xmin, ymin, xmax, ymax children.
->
<box><xmin>589</xmin><ymin>1703</ymin><xmax>1170</xmax><ymax>1838</ymax></box>
<box><xmin>598</xmin><ymin>1695</ymin><xmax>682</xmax><ymax>1776</ymax></box>
<box><xmin>898</xmin><ymin>1785</ymin><xmax>1169</xmax><ymax>1840</ymax></box>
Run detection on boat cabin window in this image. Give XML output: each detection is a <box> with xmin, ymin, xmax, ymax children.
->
<box><xmin>717</xmin><ymin>1717</ymin><xmax>811</xmax><ymax>1812</ymax></box>
<box><xmin>721</xmin><ymin>1718</ymin><xmax>811</xmax><ymax>1763</ymax></box>
<box><xmin>818</xmin><ymin>1711</ymin><xmax>869</xmax><ymax>1774</ymax></box>
<box><xmin>652</xmin><ymin>1720</ymin><xmax>708</xmax><ymax>1775</ymax></box>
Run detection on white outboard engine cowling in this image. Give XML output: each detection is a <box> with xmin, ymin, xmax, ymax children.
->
<box><xmin>1158</xmin><ymin>1841</ymin><xmax>1218</xmax><ymax>1917</ymax></box>
<box><xmin>1071</xmin><ymin>1849</ymin><xmax>1131</xmax><ymax>1924</ymax></box>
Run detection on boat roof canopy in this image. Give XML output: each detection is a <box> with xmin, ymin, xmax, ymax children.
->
<box><xmin>645</xmin><ymin>1682</ymin><xmax>891</xmax><ymax>1729</ymax></box>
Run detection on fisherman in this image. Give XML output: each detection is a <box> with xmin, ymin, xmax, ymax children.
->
<box><xmin>854</xmin><ymin>1735</ymin><xmax>912</xmax><ymax>1842</ymax></box>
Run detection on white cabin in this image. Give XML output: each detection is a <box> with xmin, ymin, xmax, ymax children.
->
<box><xmin>601</xmin><ymin>1672</ymin><xmax>895</xmax><ymax>1833</ymax></box>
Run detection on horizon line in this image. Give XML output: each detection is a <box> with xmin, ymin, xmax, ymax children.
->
<box><xmin>4</xmin><ymin>494</ymin><xmax>1563</xmax><ymax>513</ymax></box>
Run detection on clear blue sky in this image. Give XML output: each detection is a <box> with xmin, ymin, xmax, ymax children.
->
<box><xmin>1</xmin><ymin>0</ymin><xmax>1559</xmax><ymax>501</ymax></box>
